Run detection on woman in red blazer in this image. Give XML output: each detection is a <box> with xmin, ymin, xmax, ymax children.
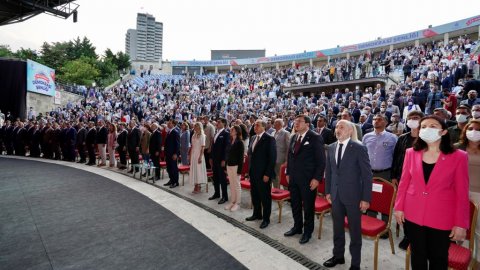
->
<box><xmin>394</xmin><ymin>115</ymin><xmax>469</xmax><ymax>270</ymax></box>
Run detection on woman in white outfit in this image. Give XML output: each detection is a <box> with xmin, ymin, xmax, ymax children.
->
<box><xmin>189</xmin><ymin>122</ymin><xmax>207</xmax><ymax>193</ymax></box>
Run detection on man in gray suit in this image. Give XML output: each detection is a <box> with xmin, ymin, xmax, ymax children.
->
<box><xmin>323</xmin><ymin>120</ymin><xmax>372</xmax><ymax>270</ymax></box>
<box><xmin>202</xmin><ymin>116</ymin><xmax>215</xmax><ymax>170</ymax></box>
<box><xmin>272</xmin><ymin>118</ymin><xmax>290</xmax><ymax>188</ymax></box>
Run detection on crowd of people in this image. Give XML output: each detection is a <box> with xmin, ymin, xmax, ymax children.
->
<box><xmin>1</xmin><ymin>35</ymin><xmax>480</xmax><ymax>269</ymax></box>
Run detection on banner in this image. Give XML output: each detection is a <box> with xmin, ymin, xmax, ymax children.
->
<box><xmin>172</xmin><ymin>14</ymin><xmax>480</xmax><ymax>67</ymax></box>
<box><xmin>54</xmin><ymin>91</ymin><xmax>61</xmax><ymax>105</ymax></box>
<box><xmin>27</xmin><ymin>59</ymin><xmax>56</xmax><ymax>96</ymax></box>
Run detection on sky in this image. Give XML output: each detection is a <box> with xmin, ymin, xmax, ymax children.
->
<box><xmin>0</xmin><ymin>0</ymin><xmax>478</xmax><ymax>61</ymax></box>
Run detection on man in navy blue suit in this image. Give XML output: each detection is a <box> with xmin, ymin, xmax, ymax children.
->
<box><xmin>164</xmin><ymin>119</ymin><xmax>180</xmax><ymax>188</ymax></box>
<box><xmin>209</xmin><ymin>118</ymin><xmax>230</xmax><ymax>204</ymax></box>
<box><xmin>246</xmin><ymin>119</ymin><xmax>276</xmax><ymax>229</ymax></box>
<box><xmin>284</xmin><ymin>115</ymin><xmax>325</xmax><ymax>244</ymax></box>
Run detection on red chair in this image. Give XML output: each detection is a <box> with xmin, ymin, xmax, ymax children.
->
<box><xmin>271</xmin><ymin>164</ymin><xmax>290</xmax><ymax>223</ymax></box>
<box><xmin>159</xmin><ymin>161</ymin><xmax>167</xmax><ymax>179</ymax></box>
<box><xmin>239</xmin><ymin>156</ymin><xmax>252</xmax><ymax>207</ymax></box>
<box><xmin>178</xmin><ymin>165</ymin><xmax>190</xmax><ymax>186</ymax></box>
<box><xmin>344</xmin><ymin>177</ymin><xmax>396</xmax><ymax>270</ymax></box>
<box><xmin>405</xmin><ymin>201</ymin><xmax>479</xmax><ymax>270</ymax></box>
<box><xmin>315</xmin><ymin>179</ymin><xmax>331</xmax><ymax>239</ymax></box>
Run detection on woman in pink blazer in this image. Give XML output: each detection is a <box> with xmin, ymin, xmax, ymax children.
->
<box><xmin>394</xmin><ymin>115</ymin><xmax>470</xmax><ymax>270</ymax></box>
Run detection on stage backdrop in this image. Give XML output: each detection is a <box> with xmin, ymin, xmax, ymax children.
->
<box><xmin>27</xmin><ymin>59</ymin><xmax>55</xmax><ymax>96</ymax></box>
<box><xmin>0</xmin><ymin>59</ymin><xmax>27</xmax><ymax>120</ymax></box>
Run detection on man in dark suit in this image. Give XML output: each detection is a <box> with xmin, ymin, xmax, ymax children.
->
<box><xmin>359</xmin><ymin>114</ymin><xmax>374</xmax><ymax>136</ymax></box>
<box><xmin>127</xmin><ymin>120</ymin><xmax>141</xmax><ymax>173</ymax></box>
<box><xmin>316</xmin><ymin>116</ymin><xmax>336</xmax><ymax>145</ymax></box>
<box><xmin>117</xmin><ymin>122</ymin><xmax>128</xmax><ymax>169</ymax></box>
<box><xmin>76</xmin><ymin>122</ymin><xmax>87</xmax><ymax>163</ymax></box>
<box><xmin>96</xmin><ymin>119</ymin><xmax>108</xmax><ymax>166</ymax></box>
<box><xmin>323</xmin><ymin>120</ymin><xmax>373</xmax><ymax>270</ymax></box>
<box><xmin>85</xmin><ymin>121</ymin><xmax>97</xmax><ymax>165</ymax></box>
<box><xmin>284</xmin><ymin>115</ymin><xmax>325</xmax><ymax>244</ymax></box>
<box><xmin>64</xmin><ymin>122</ymin><xmax>77</xmax><ymax>161</ymax></box>
<box><xmin>149</xmin><ymin>123</ymin><xmax>162</xmax><ymax>180</ymax></box>
<box><xmin>5</xmin><ymin>120</ymin><xmax>14</xmax><ymax>155</ymax></box>
<box><xmin>209</xmin><ymin>118</ymin><xmax>230</xmax><ymax>203</ymax></box>
<box><xmin>246</xmin><ymin>119</ymin><xmax>276</xmax><ymax>229</ymax></box>
<box><xmin>30</xmin><ymin>122</ymin><xmax>41</xmax><ymax>158</ymax></box>
<box><xmin>164</xmin><ymin>119</ymin><xmax>180</xmax><ymax>188</ymax></box>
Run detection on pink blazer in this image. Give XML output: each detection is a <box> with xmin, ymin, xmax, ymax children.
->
<box><xmin>394</xmin><ymin>148</ymin><xmax>469</xmax><ymax>231</ymax></box>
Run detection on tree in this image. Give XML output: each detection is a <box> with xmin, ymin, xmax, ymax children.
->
<box><xmin>0</xmin><ymin>45</ymin><xmax>13</xmax><ymax>57</ymax></box>
<box><xmin>115</xmin><ymin>51</ymin><xmax>130</xmax><ymax>73</ymax></box>
<box><xmin>13</xmin><ymin>47</ymin><xmax>40</xmax><ymax>62</ymax></box>
<box><xmin>59</xmin><ymin>56</ymin><xmax>99</xmax><ymax>86</ymax></box>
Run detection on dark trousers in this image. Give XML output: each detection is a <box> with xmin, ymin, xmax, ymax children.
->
<box><xmin>118</xmin><ymin>148</ymin><xmax>127</xmax><ymax>166</ymax></box>
<box><xmin>129</xmin><ymin>150</ymin><xmax>139</xmax><ymax>172</ymax></box>
<box><xmin>290</xmin><ymin>178</ymin><xmax>316</xmax><ymax>235</ymax></box>
<box><xmin>332</xmin><ymin>198</ymin><xmax>362</xmax><ymax>268</ymax></box>
<box><xmin>77</xmin><ymin>144</ymin><xmax>86</xmax><ymax>162</ymax></box>
<box><xmin>250</xmin><ymin>176</ymin><xmax>271</xmax><ymax>222</ymax></box>
<box><xmin>150</xmin><ymin>154</ymin><xmax>160</xmax><ymax>179</ymax></box>
<box><xmin>6</xmin><ymin>142</ymin><xmax>13</xmax><ymax>155</ymax></box>
<box><xmin>204</xmin><ymin>149</ymin><xmax>211</xmax><ymax>170</ymax></box>
<box><xmin>30</xmin><ymin>144</ymin><xmax>40</xmax><ymax>157</ymax></box>
<box><xmin>405</xmin><ymin>219</ymin><xmax>450</xmax><ymax>270</ymax></box>
<box><xmin>166</xmin><ymin>155</ymin><xmax>179</xmax><ymax>184</ymax></box>
<box><xmin>87</xmin><ymin>144</ymin><xmax>95</xmax><ymax>164</ymax></box>
<box><xmin>212</xmin><ymin>161</ymin><xmax>228</xmax><ymax>199</ymax></box>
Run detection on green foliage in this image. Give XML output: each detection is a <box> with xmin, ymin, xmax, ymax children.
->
<box><xmin>0</xmin><ymin>45</ymin><xmax>14</xmax><ymax>57</ymax></box>
<box><xmin>4</xmin><ymin>36</ymin><xmax>129</xmax><ymax>87</ymax></box>
<box><xmin>59</xmin><ymin>56</ymin><xmax>100</xmax><ymax>86</ymax></box>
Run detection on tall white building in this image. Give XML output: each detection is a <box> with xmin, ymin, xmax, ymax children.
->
<box><xmin>125</xmin><ymin>13</ymin><xmax>163</xmax><ymax>62</ymax></box>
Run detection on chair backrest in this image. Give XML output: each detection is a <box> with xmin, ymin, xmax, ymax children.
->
<box><xmin>317</xmin><ymin>178</ymin><xmax>326</xmax><ymax>194</ymax></box>
<box><xmin>467</xmin><ymin>201</ymin><xmax>479</xmax><ymax>251</ymax></box>
<box><xmin>241</xmin><ymin>156</ymin><xmax>249</xmax><ymax>178</ymax></box>
<box><xmin>369</xmin><ymin>177</ymin><xmax>396</xmax><ymax>217</ymax></box>
<box><xmin>279</xmin><ymin>163</ymin><xmax>288</xmax><ymax>188</ymax></box>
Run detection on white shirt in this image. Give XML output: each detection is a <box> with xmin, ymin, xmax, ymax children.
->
<box><xmin>335</xmin><ymin>138</ymin><xmax>350</xmax><ymax>164</ymax></box>
<box><xmin>253</xmin><ymin>132</ymin><xmax>265</xmax><ymax>149</ymax></box>
<box><xmin>214</xmin><ymin>128</ymin><xmax>224</xmax><ymax>142</ymax></box>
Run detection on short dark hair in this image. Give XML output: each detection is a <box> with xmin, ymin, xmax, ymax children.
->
<box><xmin>217</xmin><ymin>117</ymin><xmax>227</xmax><ymax>126</ymax></box>
<box><xmin>413</xmin><ymin>115</ymin><xmax>455</xmax><ymax>154</ymax></box>
<box><xmin>407</xmin><ymin>110</ymin><xmax>425</xmax><ymax>119</ymax></box>
<box><xmin>296</xmin><ymin>114</ymin><xmax>311</xmax><ymax>124</ymax></box>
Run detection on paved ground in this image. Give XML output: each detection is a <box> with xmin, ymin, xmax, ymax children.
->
<box><xmin>0</xmin><ymin>156</ymin><xmax>409</xmax><ymax>269</ymax></box>
<box><xmin>0</xmin><ymin>158</ymin><xmax>247</xmax><ymax>270</ymax></box>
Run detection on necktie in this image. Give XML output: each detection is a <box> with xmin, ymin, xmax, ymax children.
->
<box><xmin>294</xmin><ymin>135</ymin><xmax>302</xmax><ymax>154</ymax></box>
<box><xmin>337</xmin><ymin>143</ymin><xmax>343</xmax><ymax>167</ymax></box>
<box><xmin>253</xmin><ymin>135</ymin><xmax>260</xmax><ymax>150</ymax></box>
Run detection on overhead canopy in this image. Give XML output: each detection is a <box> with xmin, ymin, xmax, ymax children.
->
<box><xmin>0</xmin><ymin>0</ymin><xmax>78</xmax><ymax>26</ymax></box>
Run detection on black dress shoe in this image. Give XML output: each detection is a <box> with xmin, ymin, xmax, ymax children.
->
<box><xmin>208</xmin><ymin>195</ymin><xmax>220</xmax><ymax>200</ymax></box>
<box><xmin>299</xmin><ymin>234</ymin><xmax>311</xmax><ymax>244</ymax></box>
<box><xmin>398</xmin><ymin>236</ymin><xmax>410</xmax><ymax>250</ymax></box>
<box><xmin>259</xmin><ymin>221</ymin><xmax>269</xmax><ymax>229</ymax></box>
<box><xmin>323</xmin><ymin>256</ymin><xmax>345</xmax><ymax>268</ymax></box>
<box><xmin>245</xmin><ymin>215</ymin><xmax>262</xmax><ymax>221</ymax></box>
<box><xmin>218</xmin><ymin>198</ymin><xmax>227</xmax><ymax>204</ymax></box>
<box><xmin>284</xmin><ymin>228</ymin><xmax>303</xmax><ymax>237</ymax></box>
<box><xmin>349</xmin><ymin>266</ymin><xmax>360</xmax><ymax>270</ymax></box>
<box><xmin>169</xmin><ymin>183</ymin><xmax>179</xmax><ymax>188</ymax></box>
<box><xmin>163</xmin><ymin>182</ymin><xmax>172</xmax><ymax>186</ymax></box>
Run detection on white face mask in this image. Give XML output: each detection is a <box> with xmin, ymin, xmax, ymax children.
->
<box><xmin>407</xmin><ymin>119</ymin><xmax>420</xmax><ymax>129</ymax></box>
<box><xmin>419</xmin><ymin>127</ymin><xmax>443</xmax><ymax>143</ymax></box>
<box><xmin>456</xmin><ymin>114</ymin><xmax>468</xmax><ymax>123</ymax></box>
<box><xmin>466</xmin><ymin>130</ymin><xmax>480</xmax><ymax>142</ymax></box>
<box><xmin>473</xmin><ymin>111</ymin><xmax>480</xmax><ymax>119</ymax></box>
